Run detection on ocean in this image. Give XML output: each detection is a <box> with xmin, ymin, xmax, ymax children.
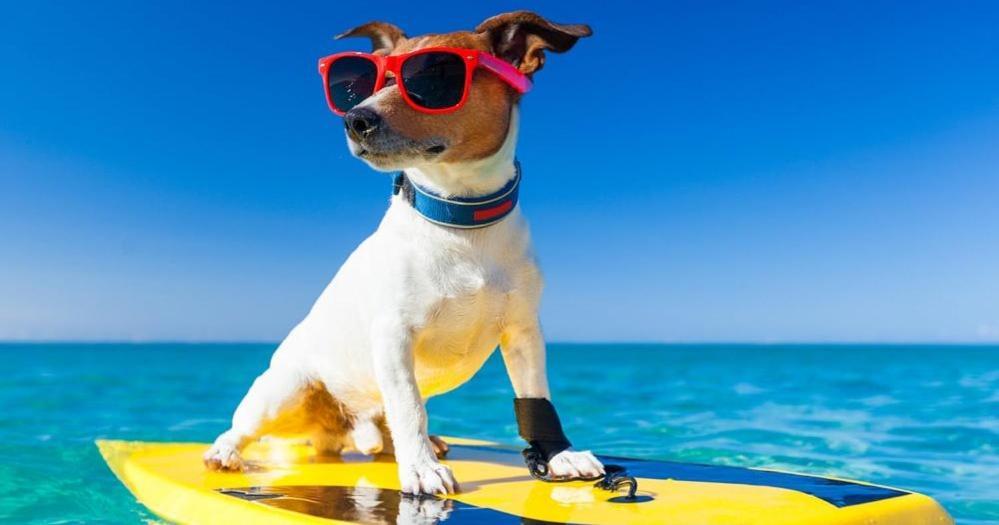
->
<box><xmin>0</xmin><ymin>343</ymin><xmax>995</xmax><ymax>523</ymax></box>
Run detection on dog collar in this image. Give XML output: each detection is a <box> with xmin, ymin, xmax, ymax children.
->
<box><xmin>393</xmin><ymin>161</ymin><xmax>521</xmax><ymax>229</ymax></box>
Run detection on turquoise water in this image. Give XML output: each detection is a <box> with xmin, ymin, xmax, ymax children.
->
<box><xmin>0</xmin><ymin>343</ymin><xmax>995</xmax><ymax>524</ymax></box>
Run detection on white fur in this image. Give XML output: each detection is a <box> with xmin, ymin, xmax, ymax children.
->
<box><xmin>205</xmin><ymin>107</ymin><xmax>604</xmax><ymax>494</ymax></box>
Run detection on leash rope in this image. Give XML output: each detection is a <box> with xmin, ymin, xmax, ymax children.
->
<box><xmin>514</xmin><ymin>397</ymin><xmax>639</xmax><ymax>499</ymax></box>
<box><xmin>522</xmin><ymin>446</ymin><xmax>639</xmax><ymax>500</ymax></box>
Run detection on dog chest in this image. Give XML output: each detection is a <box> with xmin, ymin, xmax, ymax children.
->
<box><xmin>409</xmin><ymin>260</ymin><xmax>513</xmax><ymax>396</ymax></box>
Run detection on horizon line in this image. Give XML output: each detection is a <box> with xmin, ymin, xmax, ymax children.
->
<box><xmin>1</xmin><ymin>339</ymin><xmax>998</xmax><ymax>346</ymax></box>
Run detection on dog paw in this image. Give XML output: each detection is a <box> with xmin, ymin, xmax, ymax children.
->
<box><xmin>398</xmin><ymin>458</ymin><xmax>458</xmax><ymax>495</ymax></box>
<box><xmin>428</xmin><ymin>435</ymin><xmax>449</xmax><ymax>458</ymax></box>
<box><xmin>203</xmin><ymin>441</ymin><xmax>244</xmax><ymax>471</ymax></box>
<box><xmin>350</xmin><ymin>419</ymin><xmax>384</xmax><ymax>455</ymax></box>
<box><xmin>548</xmin><ymin>449</ymin><xmax>604</xmax><ymax>479</ymax></box>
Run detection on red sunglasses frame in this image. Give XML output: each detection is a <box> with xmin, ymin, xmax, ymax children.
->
<box><xmin>317</xmin><ymin>47</ymin><xmax>532</xmax><ymax>116</ymax></box>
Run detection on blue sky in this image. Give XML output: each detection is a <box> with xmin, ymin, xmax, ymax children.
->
<box><xmin>2</xmin><ymin>1</ymin><xmax>997</xmax><ymax>342</ymax></box>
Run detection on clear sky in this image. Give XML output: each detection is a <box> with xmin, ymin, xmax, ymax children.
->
<box><xmin>2</xmin><ymin>1</ymin><xmax>998</xmax><ymax>342</ymax></box>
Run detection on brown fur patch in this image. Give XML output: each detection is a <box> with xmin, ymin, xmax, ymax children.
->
<box><xmin>260</xmin><ymin>382</ymin><xmax>354</xmax><ymax>440</ymax></box>
<box><xmin>338</xmin><ymin>12</ymin><xmax>590</xmax><ymax>166</ymax></box>
<box><xmin>476</xmin><ymin>11</ymin><xmax>592</xmax><ymax>75</ymax></box>
<box><xmin>371</xmin><ymin>32</ymin><xmax>517</xmax><ymax>163</ymax></box>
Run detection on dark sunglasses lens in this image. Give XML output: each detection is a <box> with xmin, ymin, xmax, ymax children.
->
<box><xmin>401</xmin><ymin>52</ymin><xmax>466</xmax><ymax>109</ymax></box>
<box><xmin>328</xmin><ymin>56</ymin><xmax>377</xmax><ymax>112</ymax></box>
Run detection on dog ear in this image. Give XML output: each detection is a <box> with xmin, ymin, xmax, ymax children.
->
<box><xmin>476</xmin><ymin>11</ymin><xmax>591</xmax><ymax>75</ymax></box>
<box><xmin>335</xmin><ymin>21</ymin><xmax>406</xmax><ymax>53</ymax></box>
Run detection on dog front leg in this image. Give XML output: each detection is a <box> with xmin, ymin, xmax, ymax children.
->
<box><xmin>204</xmin><ymin>365</ymin><xmax>305</xmax><ymax>470</ymax></box>
<box><xmin>371</xmin><ymin>321</ymin><xmax>457</xmax><ymax>495</ymax></box>
<box><xmin>500</xmin><ymin>324</ymin><xmax>604</xmax><ymax>479</ymax></box>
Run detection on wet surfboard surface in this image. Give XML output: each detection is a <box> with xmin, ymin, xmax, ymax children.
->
<box><xmin>97</xmin><ymin>437</ymin><xmax>952</xmax><ymax>524</ymax></box>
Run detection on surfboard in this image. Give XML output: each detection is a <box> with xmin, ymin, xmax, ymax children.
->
<box><xmin>97</xmin><ymin>437</ymin><xmax>952</xmax><ymax>524</ymax></box>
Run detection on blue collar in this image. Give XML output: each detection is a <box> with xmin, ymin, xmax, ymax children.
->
<box><xmin>393</xmin><ymin>162</ymin><xmax>521</xmax><ymax>229</ymax></box>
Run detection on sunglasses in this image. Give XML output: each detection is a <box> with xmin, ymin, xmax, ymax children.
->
<box><xmin>317</xmin><ymin>47</ymin><xmax>532</xmax><ymax>116</ymax></box>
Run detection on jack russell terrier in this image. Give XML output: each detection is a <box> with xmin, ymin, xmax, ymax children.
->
<box><xmin>204</xmin><ymin>11</ymin><xmax>603</xmax><ymax>495</ymax></box>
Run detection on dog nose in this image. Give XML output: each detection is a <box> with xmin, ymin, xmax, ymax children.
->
<box><xmin>344</xmin><ymin>107</ymin><xmax>381</xmax><ymax>138</ymax></box>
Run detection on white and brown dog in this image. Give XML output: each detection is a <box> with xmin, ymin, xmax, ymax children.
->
<box><xmin>204</xmin><ymin>11</ymin><xmax>603</xmax><ymax>496</ymax></box>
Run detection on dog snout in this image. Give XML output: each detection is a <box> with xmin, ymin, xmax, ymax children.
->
<box><xmin>344</xmin><ymin>107</ymin><xmax>382</xmax><ymax>139</ymax></box>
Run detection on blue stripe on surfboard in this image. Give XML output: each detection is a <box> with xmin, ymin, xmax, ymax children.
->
<box><xmin>450</xmin><ymin>444</ymin><xmax>907</xmax><ymax>508</ymax></box>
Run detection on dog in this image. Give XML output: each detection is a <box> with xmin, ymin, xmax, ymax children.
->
<box><xmin>204</xmin><ymin>11</ymin><xmax>602</xmax><ymax>496</ymax></box>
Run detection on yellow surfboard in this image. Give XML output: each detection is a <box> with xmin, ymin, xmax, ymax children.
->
<box><xmin>97</xmin><ymin>437</ymin><xmax>952</xmax><ymax>524</ymax></box>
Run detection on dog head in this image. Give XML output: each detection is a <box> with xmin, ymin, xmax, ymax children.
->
<box><xmin>334</xmin><ymin>11</ymin><xmax>591</xmax><ymax>171</ymax></box>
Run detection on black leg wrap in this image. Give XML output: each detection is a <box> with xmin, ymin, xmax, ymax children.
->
<box><xmin>515</xmin><ymin>399</ymin><xmax>639</xmax><ymax>494</ymax></box>
<box><xmin>514</xmin><ymin>398</ymin><xmax>572</xmax><ymax>462</ymax></box>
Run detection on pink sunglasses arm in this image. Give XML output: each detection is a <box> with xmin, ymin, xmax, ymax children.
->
<box><xmin>478</xmin><ymin>52</ymin><xmax>533</xmax><ymax>94</ymax></box>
